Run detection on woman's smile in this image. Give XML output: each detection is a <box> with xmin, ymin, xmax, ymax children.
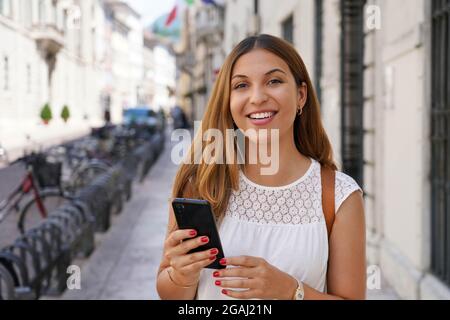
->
<box><xmin>247</xmin><ymin>110</ymin><xmax>278</xmax><ymax>126</ymax></box>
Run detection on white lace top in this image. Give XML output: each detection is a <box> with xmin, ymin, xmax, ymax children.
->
<box><xmin>196</xmin><ymin>157</ymin><xmax>363</xmax><ymax>300</ymax></box>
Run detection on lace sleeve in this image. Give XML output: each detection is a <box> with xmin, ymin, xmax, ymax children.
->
<box><xmin>335</xmin><ymin>172</ymin><xmax>363</xmax><ymax>214</ymax></box>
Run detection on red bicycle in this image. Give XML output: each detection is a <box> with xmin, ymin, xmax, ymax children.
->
<box><xmin>0</xmin><ymin>153</ymin><xmax>71</xmax><ymax>235</ymax></box>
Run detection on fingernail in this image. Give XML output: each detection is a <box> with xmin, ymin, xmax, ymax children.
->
<box><xmin>209</xmin><ymin>256</ymin><xmax>216</xmax><ymax>261</ymax></box>
<box><xmin>222</xmin><ymin>289</ymin><xmax>228</xmax><ymax>295</ymax></box>
<box><xmin>189</xmin><ymin>230</ymin><xmax>197</xmax><ymax>236</ymax></box>
<box><xmin>201</xmin><ymin>236</ymin><xmax>209</xmax><ymax>243</ymax></box>
<box><xmin>219</xmin><ymin>258</ymin><xmax>226</xmax><ymax>265</ymax></box>
<box><xmin>213</xmin><ymin>271</ymin><xmax>220</xmax><ymax>277</ymax></box>
<box><xmin>215</xmin><ymin>280</ymin><xmax>221</xmax><ymax>286</ymax></box>
<box><xmin>210</xmin><ymin>248</ymin><xmax>218</xmax><ymax>255</ymax></box>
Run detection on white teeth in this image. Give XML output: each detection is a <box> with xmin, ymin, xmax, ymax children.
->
<box><xmin>249</xmin><ymin>112</ymin><xmax>275</xmax><ymax>119</ymax></box>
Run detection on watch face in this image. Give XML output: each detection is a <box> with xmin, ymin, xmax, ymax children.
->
<box><xmin>296</xmin><ymin>289</ymin><xmax>304</xmax><ymax>300</ymax></box>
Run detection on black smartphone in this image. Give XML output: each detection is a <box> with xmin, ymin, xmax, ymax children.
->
<box><xmin>171</xmin><ymin>198</ymin><xmax>226</xmax><ymax>269</ymax></box>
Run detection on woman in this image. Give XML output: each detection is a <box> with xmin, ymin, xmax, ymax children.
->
<box><xmin>156</xmin><ymin>34</ymin><xmax>366</xmax><ymax>300</ymax></box>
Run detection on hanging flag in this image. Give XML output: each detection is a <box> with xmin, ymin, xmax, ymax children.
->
<box><xmin>165</xmin><ymin>0</ymin><xmax>194</xmax><ymax>27</ymax></box>
<box><xmin>201</xmin><ymin>0</ymin><xmax>225</xmax><ymax>6</ymax></box>
<box><xmin>165</xmin><ymin>5</ymin><xmax>178</xmax><ymax>26</ymax></box>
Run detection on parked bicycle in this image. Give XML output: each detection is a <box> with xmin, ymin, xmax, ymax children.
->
<box><xmin>0</xmin><ymin>153</ymin><xmax>73</xmax><ymax>235</ymax></box>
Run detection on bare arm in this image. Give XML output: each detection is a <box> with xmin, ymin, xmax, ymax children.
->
<box><xmin>302</xmin><ymin>190</ymin><xmax>367</xmax><ymax>300</ymax></box>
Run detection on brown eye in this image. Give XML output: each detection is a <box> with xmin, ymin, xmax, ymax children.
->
<box><xmin>234</xmin><ymin>83</ymin><xmax>247</xmax><ymax>90</ymax></box>
<box><xmin>268</xmin><ymin>79</ymin><xmax>283</xmax><ymax>85</ymax></box>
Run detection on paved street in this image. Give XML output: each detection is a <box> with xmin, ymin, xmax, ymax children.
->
<box><xmin>57</xmin><ymin>136</ymin><xmax>176</xmax><ymax>300</ymax></box>
<box><xmin>42</xmin><ymin>134</ymin><xmax>399</xmax><ymax>300</ymax></box>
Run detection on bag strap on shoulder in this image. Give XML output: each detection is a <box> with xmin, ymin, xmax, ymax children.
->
<box><xmin>321</xmin><ymin>164</ymin><xmax>336</xmax><ymax>239</ymax></box>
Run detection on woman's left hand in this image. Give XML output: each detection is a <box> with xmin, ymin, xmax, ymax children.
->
<box><xmin>212</xmin><ymin>256</ymin><xmax>298</xmax><ymax>300</ymax></box>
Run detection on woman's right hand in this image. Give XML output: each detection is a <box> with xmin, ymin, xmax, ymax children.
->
<box><xmin>164</xmin><ymin>229</ymin><xmax>219</xmax><ymax>286</ymax></box>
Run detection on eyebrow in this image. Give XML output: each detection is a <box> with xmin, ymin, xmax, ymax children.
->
<box><xmin>231</xmin><ymin>68</ymin><xmax>287</xmax><ymax>80</ymax></box>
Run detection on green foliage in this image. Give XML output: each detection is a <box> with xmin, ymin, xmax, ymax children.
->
<box><xmin>61</xmin><ymin>105</ymin><xmax>70</xmax><ymax>122</ymax></box>
<box><xmin>40</xmin><ymin>103</ymin><xmax>52</xmax><ymax>122</ymax></box>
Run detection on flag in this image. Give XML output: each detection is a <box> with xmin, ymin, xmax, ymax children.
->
<box><xmin>201</xmin><ymin>0</ymin><xmax>225</xmax><ymax>6</ymax></box>
<box><xmin>165</xmin><ymin>5</ymin><xmax>178</xmax><ymax>26</ymax></box>
<box><xmin>165</xmin><ymin>0</ymin><xmax>194</xmax><ymax>27</ymax></box>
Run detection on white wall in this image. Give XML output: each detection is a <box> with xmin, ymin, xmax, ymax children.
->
<box><xmin>0</xmin><ymin>0</ymin><xmax>136</xmax><ymax>159</ymax></box>
<box><xmin>153</xmin><ymin>45</ymin><xmax>176</xmax><ymax>113</ymax></box>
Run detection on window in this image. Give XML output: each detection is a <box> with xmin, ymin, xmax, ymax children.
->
<box><xmin>430</xmin><ymin>0</ymin><xmax>450</xmax><ymax>288</ymax></box>
<box><xmin>38</xmin><ymin>0</ymin><xmax>45</xmax><ymax>24</ymax></box>
<box><xmin>27</xmin><ymin>64</ymin><xmax>31</xmax><ymax>93</ymax></box>
<box><xmin>3</xmin><ymin>56</ymin><xmax>9</xmax><ymax>91</ymax></box>
<box><xmin>282</xmin><ymin>14</ymin><xmax>294</xmax><ymax>44</ymax></box>
<box><xmin>22</xmin><ymin>0</ymin><xmax>32</xmax><ymax>28</ymax></box>
<box><xmin>315</xmin><ymin>0</ymin><xmax>324</xmax><ymax>104</ymax></box>
<box><xmin>340</xmin><ymin>0</ymin><xmax>365</xmax><ymax>186</ymax></box>
<box><xmin>0</xmin><ymin>0</ymin><xmax>11</xmax><ymax>17</ymax></box>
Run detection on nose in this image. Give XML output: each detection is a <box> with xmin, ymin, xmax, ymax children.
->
<box><xmin>249</xmin><ymin>86</ymin><xmax>269</xmax><ymax>105</ymax></box>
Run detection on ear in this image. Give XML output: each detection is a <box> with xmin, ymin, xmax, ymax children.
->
<box><xmin>297</xmin><ymin>82</ymin><xmax>308</xmax><ymax>108</ymax></box>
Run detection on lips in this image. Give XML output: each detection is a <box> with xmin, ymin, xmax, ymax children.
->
<box><xmin>246</xmin><ymin>111</ymin><xmax>278</xmax><ymax>119</ymax></box>
<box><xmin>246</xmin><ymin>111</ymin><xmax>278</xmax><ymax>126</ymax></box>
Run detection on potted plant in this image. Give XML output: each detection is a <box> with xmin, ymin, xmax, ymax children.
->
<box><xmin>61</xmin><ymin>105</ymin><xmax>70</xmax><ymax>123</ymax></box>
<box><xmin>40</xmin><ymin>103</ymin><xmax>52</xmax><ymax>125</ymax></box>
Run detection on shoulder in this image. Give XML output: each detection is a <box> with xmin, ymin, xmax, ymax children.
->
<box><xmin>334</xmin><ymin>171</ymin><xmax>363</xmax><ymax>215</ymax></box>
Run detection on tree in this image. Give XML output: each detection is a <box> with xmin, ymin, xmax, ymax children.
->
<box><xmin>40</xmin><ymin>103</ymin><xmax>52</xmax><ymax>124</ymax></box>
<box><xmin>61</xmin><ymin>105</ymin><xmax>70</xmax><ymax>122</ymax></box>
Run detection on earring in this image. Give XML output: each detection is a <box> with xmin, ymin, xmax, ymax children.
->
<box><xmin>297</xmin><ymin>107</ymin><xmax>303</xmax><ymax>116</ymax></box>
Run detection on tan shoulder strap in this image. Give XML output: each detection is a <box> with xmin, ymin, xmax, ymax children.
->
<box><xmin>321</xmin><ymin>164</ymin><xmax>336</xmax><ymax>239</ymax></box>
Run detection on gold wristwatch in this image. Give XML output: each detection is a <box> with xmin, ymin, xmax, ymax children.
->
<box><xmin>292</xmin><ymin>278</ymin><xmax>305</xmax><ymax>300</ymax></box>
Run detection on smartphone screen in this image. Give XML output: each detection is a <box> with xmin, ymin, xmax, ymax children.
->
<box><xmin>172</xmin><ymin>198</ymin><xmax>226</xmax><ymax>269</ymax></box>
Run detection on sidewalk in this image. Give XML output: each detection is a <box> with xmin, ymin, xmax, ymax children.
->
<box><xmin>0</xmin><ymin>118</ymin><xmax>103</xmax><ymax>163</ymax></box>
<box><xmin>56</xmin><ymin>136</ymin><xmax>399</xmax><ymax>300</ymax></box>
<box><xmin>59</xmin><ymin>137</ymin><xmax>177</xmax><ymax>300</ymax></box>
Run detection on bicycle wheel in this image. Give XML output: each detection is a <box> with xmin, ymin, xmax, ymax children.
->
<box><xmin>70</xmin><ymin>161</ymin><xmax>110</xmax><ymax>192</ymax></box>
<box><xmin>18</xmin><ymin>190</ymin><xmax>71</xmax><ymax>235</ymax></box>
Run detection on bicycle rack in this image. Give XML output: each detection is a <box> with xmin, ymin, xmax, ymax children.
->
<box><xmin>60</xmin><ymin>203</ymin><xmax>94</xmax><ymax>259</ymax></box>
<box><xmin>0</xmin><ymin>246</ymin><xmax>37</xmax><ymax>300</ymax></box>
<box><xmin>0</xmin><ymin>262</ymin><xmax>15</xmax><ymax>300</ymax></box>
<box><xmin>0</xmin><ymin>126</ymin><xmax>168</xmax><ymax>299</ymax></box>
<box><xmin>67</xmin><ymin>200</ymin><xmax>95</xmax><ymax>258</ymax></box>
<box><xmin>27</xmin><ymin>224</ymin><xmax>70</xmax><ymax>296</ymax></box>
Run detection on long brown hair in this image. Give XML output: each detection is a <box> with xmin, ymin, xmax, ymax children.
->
<box><xmin>171</xmin><ymin>34</ymin><xmax>337</xmax><ymax>221</ymax></box>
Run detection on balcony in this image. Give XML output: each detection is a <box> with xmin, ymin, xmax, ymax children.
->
<box><xmin>195</xmin><ymin>7</ymin><xmax>224</xmax><ymax>46</ymax></box>
<box><xmin>31</xmin><ymin>23</ymin><xmax>64</xmax><ymax>56</ymax></box>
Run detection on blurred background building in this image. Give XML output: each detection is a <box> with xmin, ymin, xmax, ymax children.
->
<box><xmin>0</xmin><ymin>0</ymin><xmax>175</xmax><ymax>161</ymax></box>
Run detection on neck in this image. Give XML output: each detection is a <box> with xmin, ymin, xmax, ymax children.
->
<box><xmin>242</xmin><ymin>132</ymin><xmax>310</xmax><ymax>186</ymax></box>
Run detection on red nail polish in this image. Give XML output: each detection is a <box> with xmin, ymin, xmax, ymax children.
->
<box><xmin>209</xmin><ymin>256</ymin><xmax>216</xmax><ymax>261</ymax></box>
<box><xmin>219</xmin><ymin>258</ymin><xmax>226</xmax><ymax>265</ymax></box>
<box><xmin>210</xmin><ymin>248</ymin><xmax>218</xmax><ymax>255</ymax></box>
<box><xmin>201</xmin><ymin>236</ymin><xmax>209</xmax><ymax>243</ymax></box>
<box><xmin>213</xmin><ymin>271</ymin><xmax>220</xmax><ymax>277</ymax></box>
<box><xmin>222</xmin><ymin>289</ymin><xmax>228</xmax><ymax>295</ymax></box>
<box><xmin>189</xmin><ymin>230</ymin><xmax>197</xmax><ymax>236</ymax></box>
<box><xmin>215</xmin><ymin>280</ymin><xmax>221</xmax><ymax>286</ymax></box>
